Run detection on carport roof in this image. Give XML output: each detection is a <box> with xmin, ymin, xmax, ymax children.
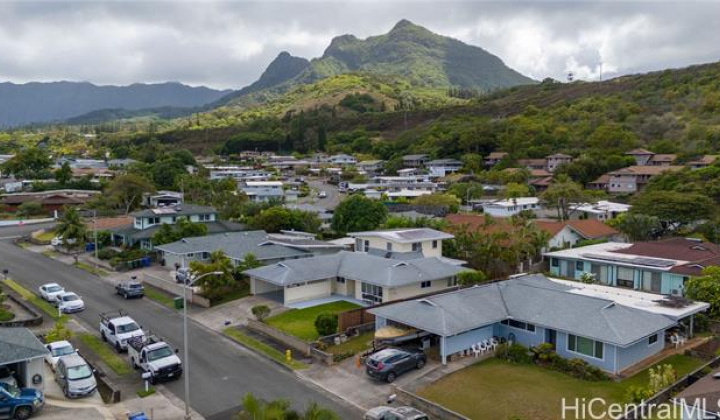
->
<box><xmin>369</xmin><ymin>274</ymin><xmax>677</xmax><ymax>347</ymax></box>
<box><xmin>0</xmin><ymin>328</ymin><xmax>48</xmax><ymax>365</ymax></box>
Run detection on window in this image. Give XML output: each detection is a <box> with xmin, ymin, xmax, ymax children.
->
<box><xmin>336</xmin><ymin>277</ymin><xmax>345</xmax><ymax>284</ymax></box>
<box><xmin>551</xmin><ymin>258</ymin><xmax>559</xmax><ymax>267</ymax></box>
<box><xmin>412</xmin><ymin>242</ymin><xmax>423</xmax><ymax>252</ymax></box>
<box><xmin>421</xmin><ymin>281</ymin><xmax>431</xmax><ymax>289</ymax></box>
<box><xmin>568</xmin><ymin>335</ymin><xmax>603</xmax><ymax>359</ymax></box>
<box><xmin>642</xmin><ymin>271</ymin><xmax>662</xmax><ymax>294</ymax></box>
<box><xmin>432</xmin><ymin>240</ymin><xmax>438</xmax><ymax>249</ymax></box>
<box><xmin>617</xmin><ymin>267</ymin><xmax>635</xmax><ymax>289</ymax></box>
<box><xmin>199</xmin><ymin>214</ymin><xmax>212</xmax><ymax>222</ymax></box>
<box><xmin>649</xmin><ymin>334</ymin><xmax>658</xmax><ymax>345</ymax></box>
<box><xmin>361</xmin><ymin>283</ymin><xmax>383</xmax><ymax>303</ymax></box>
<box><xmin>364</xmin><ymin>240</ymin><xmax>370</xmax><ymax>252</ymax></box>
<box><xmin>147</xmin><ymin>217</ymin><xmax>160</xmax><ymax>225</ymax></box>
<box><xmin>201</xmin><ymin>252</ymin><xmax>210</xmax><ymax>259</ymax></box>
<box><xmin>501</xmin><ymin>319</ymin><xmax>536</xmax><ymax>332</ymax></box>
<box><xmin>576</xmin><ymin>261</ymin><xmax>584</xmax><ymax>271</ymax></box>
<box><xmin>447</xmin><ymin>276</ymin><xmax>458</xmax><ymax>287</ymax></box>
<box><xmin>386</xmin><ymin>242</ymin><xmax>393</xmax><ymax>251</ymax></box>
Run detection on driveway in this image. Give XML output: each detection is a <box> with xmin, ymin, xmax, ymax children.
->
<box><xmin>299</xmin><ymin>355</ymin><xmax>441</xmax><ymax>411</ymax></box>
<box><xmin>0</xmin><ymin>239</ymin><xmax>361</xmax><ymax>419</ymax></box>
<box><xmin>191</xmin><ymin>294</ymin><xmax>284</xmax><ymax>333</ymax></box>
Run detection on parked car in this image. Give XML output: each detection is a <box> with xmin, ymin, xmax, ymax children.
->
<box><xmin>55</xmin><ymin>354</ymin><xmax>97</xmax><ymax>399</ymax></box>
<box><xmin>99</xmin><ymin>311</ymin><xmax>146</xmax><ymax>353</ymax></box>
<box><xmin>175</xmin><ymin>267</ymin><xmax>191</xmax><ymax>284</ymax></box>
<box><xmin>0</xmin><ymin>382</ymin><xmax>44</xmax><ymax>420</ymax></box>
<box><xmin>319</xmin><ymin>191</ymin><xmax>327</xmax><ymax>198</ymax></box>
<box><xmin>127</xmin><ymin>335</ymin><xmax>182</xmax><ymax>384</ymax></box>
<box><xmin>364</xmin><ymin>406</ymin><xmax>429</xmax><ymax>420</ymax></box>
<box><xmin>116</xmin><ymin>279</ymin><xmax>144</xmax><ymax>299</ymax></box>
<box><xmin>38</xmin><ymin>283</ymin><xmax>65</xmax><ymax>303</ymax></box>
<box><xmin>44</xmin><ymin>341</ymin><xmax>77</xmax><ymax>372</ymax></box>
<box><xmin>365</xmin><ymin>348</ymin><xmax>426</xmax><ymax>383</ymax></box>
<box><xmin>55</xmin><ymin>292</ymin><xmax>85</xmax><ymax>313</ymax></box>
<box><xmin>50</xmin><ymin>237</ymin><xmax>76</xmax><ymax>247</ymax></box>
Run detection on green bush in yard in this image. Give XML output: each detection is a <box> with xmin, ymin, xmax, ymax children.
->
<box><xmin>314</xmin><ymin>312</ymin><xmax>338</xmax><ymax>337</ymax></box>
<box><xmin>97</xmin><ymin>248</ymin><xmax>118</xmax><ymax>260</ymax></box>
<box><xmin>251</xmin><ymin>305</ymin><xmax>271</xmax><ymax>321</ymax></box>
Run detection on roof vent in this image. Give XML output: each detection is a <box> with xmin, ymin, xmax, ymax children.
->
<box><xmin>392</xmin><ymin>262</ymin><xmax>409</xmax><ymax>267</ymax></box>
<box><xmin>181</xmin><ymin>238</ymin><xmax>188</xmax><ymax>243</ymax></box>
<box><xmin>418</xmin><ymin>299</ymin><xmax>436</xmax><ymax>307</ymax></box>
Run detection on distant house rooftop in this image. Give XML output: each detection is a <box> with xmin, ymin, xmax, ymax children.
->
<box><xmin>130</xmin><ymin>204</ymin><xmax>216</xmax><ymax>218</ymax></box>
<box><xmin>349</xmin><ymin>228</ymin><xmax>454</xmax><ymax>243</ymax></box>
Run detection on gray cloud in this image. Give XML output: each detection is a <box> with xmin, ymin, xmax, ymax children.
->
<box><xmin>0</xmin><ymin>1</ymin><xmax>718</xmax><ymax>89</ymax></box>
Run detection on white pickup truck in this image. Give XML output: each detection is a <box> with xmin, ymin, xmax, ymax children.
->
<box><xmin>99</xmin><ymin>311</ymin><xmax>146</xmax><ymax>353</ymax></box>
<box><xmin>127</xmin><ymin>335</ymin><xmax>182</xmax><ymax>384</ymax></box>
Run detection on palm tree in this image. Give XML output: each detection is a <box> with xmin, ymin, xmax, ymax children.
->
<box><xmin>55</xmin><ymin>207</ymin><xmax>86</xmax><ymax>250</ymax></box>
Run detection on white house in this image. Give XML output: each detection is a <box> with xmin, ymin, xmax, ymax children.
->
<box><xmin>481</xmin><ymin>197</ymin><xmax>541</xmax><ymax>217</ymax></box>
<box><xmin>427</xmin><ymin>159</ymin><xmax>463</xmax><ymax>177</ymax></box>
<box><xmin>570</xmin><ymin>201</ymin><xmax>631</xmax><ymax>221</ymax></box>
<box><xmin>240</xmin><ymin>181</ymin><xmax>285</xmax><ymax>202</ymax></box>
<box><xmin>329</xmin><ymin>154</ymin><xmax>357</xmax><ymax>165</ymax></box>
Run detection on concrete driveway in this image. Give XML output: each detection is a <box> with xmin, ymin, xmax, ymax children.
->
<box><xmin>191</xmin><ymin>295</ymin><xmax>284</xmax><ymax>332</ymax></box>
<box><xmin>299</xmin><ymin>355</ymin><xmax>441</xmax><ymax>411</ymax></box>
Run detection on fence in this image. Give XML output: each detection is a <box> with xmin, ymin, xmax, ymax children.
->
<box><xmin>393</xmin><ymin>386</ymin><xmax>470</xmax><ymax>420</ymax></box>
<box><xmin>246</xmin><ymin>319</ymin><xmax>334</xmax><ymax>365</ymax></box>
<box><xmin>621</xmin><ymin>351</ymin><xmax>720</xmax><ymax>420</ymax></box>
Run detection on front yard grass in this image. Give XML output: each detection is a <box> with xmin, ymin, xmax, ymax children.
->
<box><xmin>222</xmin><ymin>327</ymin><xmax>307</xmax><ymax>370</ymax></box>
<box><xmin>265</xmin><ymin>301</ymin><xmax>361</xmax><ymax>341</ymax></box>
<box><xmin>1</xmin><ymin>278</ymin><xmax>67</xmax><ymax>321</ymax></box>
<box><xmin>416</xmin><ymin>354</ymin><xmax>704</xmax><ymax>420</ymax></box>
<box><xmin>78</xmin><ymin>333</ymin><xmax>132</xmax><ymax>376</ymax></box>
<box><xmin>326</xmin><ymin>331</ymin><xmax>374</xmax><ymax>356</ymax></box>
<box><xmin>143</xmin><ymin>284</ymin><xmax>177</xmax><ymax>309</ymax></box>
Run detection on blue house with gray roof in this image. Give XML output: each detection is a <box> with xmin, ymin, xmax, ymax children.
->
<box><xmin>369</xmin><ymin>274</ymin><xmax>708</xmax><ymax>374</ymax></box>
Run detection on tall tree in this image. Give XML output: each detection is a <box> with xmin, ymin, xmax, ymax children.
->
<box><xmin>1</xmin><ymin>147</ymin><xmax>52</xmax><ymax>179</ymax></box>
<box><xmin>331</xmin><ymin>195</ymin><xmax>388</xmax><ymax>234</ymax></box>
<box><xmin>107</xmin><ymin>174</ymin><xmax>155</xmax><ymax>214</ymax></box>
<box><xmin>631</xmin><ymin>190</ymin><xmax>717</xmax><ymax>233</ymax></box>
<box><xmin>189</xmin><ymin>251</ymin><xmax>236</xmax><ymax>302</ymax></box>
<box><xmin>55</xmin><ymin>161</ymin><xmax>73</xmax><ymax>185</ymax></box>
<box><xmin>540</xmin><ymin>176</ymin><xmax>590</xmax><ymax>221</ymax></box>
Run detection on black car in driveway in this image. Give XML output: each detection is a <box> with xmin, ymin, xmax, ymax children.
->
<box><xmin>365</xmin><ymin>348</ymin><xmax>426</xmax><ymax>383</ymax></box>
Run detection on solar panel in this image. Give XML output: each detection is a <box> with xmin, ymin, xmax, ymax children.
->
<box><xmin>582</xmin><ymin>253</ymin><xmax>676</xmax><ymax>267</ymax></box>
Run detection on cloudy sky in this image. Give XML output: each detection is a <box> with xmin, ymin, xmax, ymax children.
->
<box><xmin>1</xmin><ymin>1</ymin><xmax>719</xmax><ymax>90</ymax></box>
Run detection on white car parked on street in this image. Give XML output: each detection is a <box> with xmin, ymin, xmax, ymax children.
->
<box><xmin>38</xmin><ymin>283</ymin><xmax>65</xmax><ymax>302</ymax></box>
<box><xmin>44</xmin><ymin>341</ymin><xmax>77</xmax><ymax>372</ymax></box>
<box><xmin>56</xmin><ymin>292</ymin><xmax>85</xmax><ymax>313</ymax></box>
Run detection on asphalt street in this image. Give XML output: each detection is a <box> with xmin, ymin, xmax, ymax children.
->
<box><xmin>303</xmin><ymin>180</ymin><xmax>341</xmax><ymax>210</ymax></box>
<box><xmin>0</xmin><ymin>228</ymin><xmax>360</xmax><ymax>419</ymax></box>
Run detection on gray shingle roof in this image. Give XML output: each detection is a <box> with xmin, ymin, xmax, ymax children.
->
<box><xmin>0</xmin><ymin>328</ymin><xmax>49</xmax><ymax>365</ymax></box>
<box><xmin>244</xmin><ymin>251</ymin><xmax>464</xmax><ymax>288</ymax></box>
<box><xmin>130</xmin><ymin>204</ymin><xmax>217</xmax><ymax>218</ymax></box>
<box><xmin>110</xmin><ymin>220</ymin><xmax>246</xmax><ymax>240</ymax></box>
<box><xmin>369</xmin><ymin>274</ymin><xmax>676</xmax><ymax>347</ymax></box>
<box><xmin>155</xmin><ymin>230</ymin><xmax>309</xmax><ymax>262</ymax></box>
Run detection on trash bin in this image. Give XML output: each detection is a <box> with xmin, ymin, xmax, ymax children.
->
<box><xmin>173</xmin><ymin>297</ymin><xmax>184</xmax><ymax>310</ymax></box>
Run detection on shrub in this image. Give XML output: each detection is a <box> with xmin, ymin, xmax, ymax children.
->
<box><xmin>565</xmin><ymin>358</ymin><xmax>609</xmax><ymax>381</ymax></box>
<box><xmin>625</xmin><ymin>385</ymin><xmax>653</xmax><ymax>403</ymax></box>
<box><xmin>314</xmin><ymin>313</ymin><xmax>339</xmax><ymax>337</ymax></box>
<box><xmin>17</xmin><ymin>201</ymin><xmax>45</xmax><ymax>217</ymax></box>
<box><xmin>97</xmin><ymin>248</ymin><xmax>119</xmax><ymax>260</ymax></box>
<box><xmin>535</xmin><ymin>343</ymin><xmax>555</xmax><ymax>363</ymax></box>
<box><xmin>497</xmin><ymin>343</ymin><xmax>534</xmax><ymax>364</ymax></box>
<box><xmin>251</xmin><ymin>305</ymin><xmax>271</xmax><ymax>321</ymax></box>
<box><xmin>45</xmin><ymin>321</ymin><xmax>73</xmax><ymax>343</ymax></box>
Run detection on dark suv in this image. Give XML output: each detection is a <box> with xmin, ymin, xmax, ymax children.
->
<box><xmin>365</xmin><ymin>348</ymin><xmax>426</xmax><ymax>383</ymax></box>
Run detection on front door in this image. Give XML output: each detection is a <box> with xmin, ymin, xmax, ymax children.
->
<box><xmin>545</xmin><ymin>329</ymin><xmax>557</xmax><ymax>349</ymax></box>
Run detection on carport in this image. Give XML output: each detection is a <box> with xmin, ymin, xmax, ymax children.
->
<box><xmin>0</xmin><ymin>328</ymin><xmax>49</xmax><ymax>391</ymax></box>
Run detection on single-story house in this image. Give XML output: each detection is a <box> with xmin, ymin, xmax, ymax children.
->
<box><xmin>480</xmin><ymin>197</ymin><xmax>541</xmax><ymax>217</ymax></box>
<box><xmin>569</xmin><ymin>200</ymin><xmax>630</xmax><ymax>221</ymax></box>
<box><xmin>244</xmin><ymin>250</ymin><xmax>465</xmax><ymax>306</ymax></box>
<box><xmin>544</xmin><ymin>238</ymin><xmax>720</xmax><ymax>295</ymax></box>
<box><xmin>534</xmin><ymin>219</ymin><xmax>621</xmax><ymax>249</ymax></box>
<box><xmin>369</xmin><ymin>274</ymin><xmax>707</xmax><ymax>373</ymax></box>
<box><xmin>154</xmin><ymin>230</ymin><xmax>315</xmax><ymax>268</ymax></box>
<box><xmin>0</xmin><ymin>189</ymin><xmax>100</xmax><ymax>215</ymax></box>
<box><xmin>0</xmin><ymin>328</ymin><xmax>49</xmax><ymax>391</ymax></box>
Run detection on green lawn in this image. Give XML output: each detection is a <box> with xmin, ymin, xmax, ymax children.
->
<box><xmin>417</xmin><ymin>355</ymin><xmax>704</xmax><ymax>420</ymax></box>
<box><xmin>77</xmin><ymin>333</ymin><xmax>132</xmax><ymax>376</ymax></box>
<box><xmin>2</xmin><ymin>278</ymin><xmax>67</xmax><ymax>321</ymax></box>
<box><xmin>143</xmin><ymin>284</ymin><xmax>177</xmax><ymax>309</ymax></box>
<box><xmin>327</xmin><ymin>331</ymin><xmax>374</xmax><ymax>356</ymax></box>
<box><xmin>266</xmin><ymin>301</ymin><xmax>361</xmax><ymax>341</ymax></box>
<box><xmin>223</xmin><ymin>327</ymin><xmax>307</xmax><ymax>370</ymax></box>
<box><xmin>73</xmin><ymin>262</ymin><xmax>109</xmax><ymax>277</ymax></box>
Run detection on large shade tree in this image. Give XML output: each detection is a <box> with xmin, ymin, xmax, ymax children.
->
<box><xmin>331</xmin><ymin>195</ymin><xmax>387</xmax><ymax>234</ymax></box>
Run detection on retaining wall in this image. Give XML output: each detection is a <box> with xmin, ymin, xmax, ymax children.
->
<box><xmin>393</xmin><ymin>386</ymin><xmax>470</xmax><ymax>420</ymax></box>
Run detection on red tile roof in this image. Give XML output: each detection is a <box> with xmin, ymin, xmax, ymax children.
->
<box><xmin>87</xmin><ymin>216</ymin><xmax>133</xmax><ymax>230</ymax></box>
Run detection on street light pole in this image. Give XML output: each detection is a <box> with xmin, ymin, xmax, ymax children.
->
<box><xmin>93</xmin><ymin>210</ymin><xmax>99</xmax><ymax>270</ymax></box>
<box><xmin>182</xmin><ymin>271</ymin><xmax>222</xmax><ymax>420</ymax></box>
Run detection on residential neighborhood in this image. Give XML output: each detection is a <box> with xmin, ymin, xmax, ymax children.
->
<box><xmin>4</xmin><ymin>4</ymin><xmax>720</xmax><ymax>420</ymax></box>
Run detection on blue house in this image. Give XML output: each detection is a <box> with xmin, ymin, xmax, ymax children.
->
<box><xmin>543</xmin><ymin>238</ymin><xmax>720</xmax><ymax>296</ymax></box>
<box><xmin>369</xmin><ymin>274</ymin><xmax>708</xmax><ymax>374</ymax></box>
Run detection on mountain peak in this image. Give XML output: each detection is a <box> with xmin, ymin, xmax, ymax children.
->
<box><xmin>391</xmin><ymin>19</ymin><xmax>419</xmax><ymax>31</ymax></box>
